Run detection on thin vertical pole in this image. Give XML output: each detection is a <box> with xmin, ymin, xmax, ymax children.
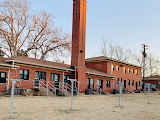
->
<box><xmin>75</xmin><ymin>67</ymin><xmax>77</xmax><ymax>94</ymax></box>
<box><xmin>148</xmin><ymin>84</ymin><xmax>150</xmax><ymax>104</ymax></box>
<box><xmin>71</xmin><ymin>80</ymin><xmax>74</xmax><ymax>110</ymax></box>
<box><xmin>119</xmin><ymin>82</ymin><xmax>122</xmax><ymax>107</ymax></box>
<box><xmin>77</xmin><ymin>82</ymin><xmax>80</xmax><ymax>97</ymax></box>
<box><xmin>10</xmin><ymin>81</ymin><xmax>16</xmax><ymax>119</ymax></box>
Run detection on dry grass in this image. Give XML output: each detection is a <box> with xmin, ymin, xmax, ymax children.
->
<box><xmin>0</xmin><ymin>92</ymin><xmax>160</xmax><ymax>120</ymax></box>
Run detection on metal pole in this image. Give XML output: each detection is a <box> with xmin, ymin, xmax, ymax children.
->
<box><xmin>9</xmin><ymin>81</ymin><xmax>16</xmax><ymax>119</ymax></box>
<box><xmin>148</xmin><ymin>84</ymin><xmax>150</xmax><ymax>104</ymax></box>
<box><xmin>75</xmin><ymin>67</ymin><xmax>77</xmax><ymax>94</ymax></box>
<box><xmin>119</xmin><ymin>82</ymin><xmax>122</xmax><ymax>107</ymax></box>
<box><xmin>71</xmin><ymin>79</ymin><xmax>74</xmax><ymax>110</ymax></box>
<box><xmin>77</xmin><ymin>82</ymin><xmax>80</xmax><ymax>97</ymax></box>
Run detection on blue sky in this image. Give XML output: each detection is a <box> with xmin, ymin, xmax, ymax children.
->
<box><xmin>1</xmin><ymin>0</ymin><xmax>160</xmax><ymax>58</ymax></box>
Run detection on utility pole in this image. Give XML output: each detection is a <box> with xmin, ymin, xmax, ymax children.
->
<box><xmin>141</xmin><ymin>44</ymin><xmax>149</xmax><ymax>86</ymax></box>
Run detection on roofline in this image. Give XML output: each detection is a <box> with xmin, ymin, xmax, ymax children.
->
<box><xmin>85</xmin><ymin>58</ymin><xmax>142</xmax><ymax>69</ymax></box>
<box><xmin>5</xmin><ymin>60</ymin><xmax>74</xmax><ymax>72</ymax></box>
<box><xmin>0</xmin><ymin>63</ymin><xmax>19</xmax><ymax>68</ymax></box>
<box><xmin>145</xmin><ymin>78</ymin><xmax>160</xmax><ymax>80</ymax></box>
<box><xmin>86</xmin><ymin>71</ymin><xmax>116</xmax><ymax>79</ymax></box>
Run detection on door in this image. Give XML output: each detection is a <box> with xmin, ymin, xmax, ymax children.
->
<box><xmin>54</xmin><ymin>74</ymin><xmax>59</xmax><ymax>88</ymax></box>
<box><xmin>35</xmin><ymin>71</ymin><xmax>40</xmax><ymax>87</ymax></box>
<box><xmin>124</xmin><ymin>80</ymin><xmax>126</xmax><ymax>88</ymax></box>
<box><xmin>0</xmin><ymin>72</ymin><xmax>6</xmax><ymax>83</ymax></box>
<box><xmin>100</xmin><ymin>80</ymin><xmax>103</xmax><ymax>89</ymax></box>
<box><xmin>87</xmin><ymin>79</ymin><xmax>90</xmax><ymax>89</ymax></box>
<box><xmin>136</xmin><ymin>82</ymin><xmax>138</xmax><ymax>90</ymax></box>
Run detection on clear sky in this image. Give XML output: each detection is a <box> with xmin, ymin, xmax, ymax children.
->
<box><xmin>1</xmin><ymin>0</ymin><xmax>160</xmax><ymax>58</ymax></box>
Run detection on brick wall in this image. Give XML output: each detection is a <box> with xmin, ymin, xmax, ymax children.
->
<box><xmin>0</xmin><ymin>66</ymin><xmax>72</xmax><ymax>92</ymax></box>
<box><xmin>86</xmin><ymin>61</ymin><xmax>142</xmax><ymax>92</ymax></box>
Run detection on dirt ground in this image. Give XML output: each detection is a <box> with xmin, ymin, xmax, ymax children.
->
<box><xmin>0</xmin><ymin>92</ymin><xmax>160</xmax><ymax>120</ymax></box>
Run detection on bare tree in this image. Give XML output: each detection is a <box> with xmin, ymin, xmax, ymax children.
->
<box><xmin>0</xmin><ymin>0</ymin><xmax>71</xmax><ymax>61</ymax></box>
<box><xmin>146</xmin><ymin>52</ymin><xmax>160</xmax><ymax>76</ymax></box>
<box><xmin>100</xmin><ymin>40</ymin><xmax>131</xmax><ymax>62</ymax></box>
<box><xmin>132</xmin><ymin>52</ymin><xmax>160</xmax><ymax>76</ymax></box>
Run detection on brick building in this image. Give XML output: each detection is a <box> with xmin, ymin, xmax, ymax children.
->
<box><xmin>145</xmin><ymin>75</ymin><xmax>160</xmax><ymax>90</ymax></box>
<box><xmin>0</xmin><ymin>0</ymin><xmax>142</xmax><ymax>94</ymax></box>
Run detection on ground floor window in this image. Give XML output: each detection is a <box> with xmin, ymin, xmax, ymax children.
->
<box><xmin>36</xmin><ymin>71</ymin><xmax>46</xmax><ymax>80</ymax></box>
<box><xmin>117</xmin><ymin>78</ymin><xmax>119</xmax><ymax>84</ymax></box>
<box><xmin>132</xmin><ymin>80</ymin><xmax>134</xmax><ymax>86</ymax></box>
<box><xmin>50</xmin><ymin>73</ymin><xmax>59</xmax><ymax>82</ymax></box>
<box><xmin>128</xmin><ymin>79</ymin><xmax>130</xmax><ymax>85</ymax></box>
<box><xmin>139</xmin><ymin>81</ymin><xmax>141</xmax><ymax>86</ymax></box>
<box><xmin>20</xmin><ymin>69</ymin><xmax>29</xmax><ymax>80</ymax></box>
<box><xmin>64</xmin><ymin>75</ymin><xmax>70</xmax><ymax>84</ymax></box>
<box><xmin>158</xmin><ymin>82</ymin><xmax>160</xmax><ymax>86</ymax></box>
<box><xmin>0</xmin><ymin>72</ymin><xmax>6</xmax><ymax>83</ymax></box>
<box><xmin>87</xmin><ymin>78</ymin><xmax>94</xmax><ymax>89</ymax></box>
<box><xmin>121</xmin><ymin>78</ymin><xmax>122</xmax><ymax>82</ymax></box>
<box><xmin>106</xmin><ymin>80</ymin><xmax>110</xmax><ymax>88</ymax></box>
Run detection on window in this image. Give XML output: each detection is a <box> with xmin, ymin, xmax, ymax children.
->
<box><xmin>132</xmin><ymin>80</ymin><xmax>134</xmax><ymax>86</ymax></box>
<box><xmin>36</xmin><ymin>71</ymin><xmax>46</xmax><ymax>80</ymax></box>
<box><xmin>0</xmin><ymin>72</ymin><xmax>6</xmax><ymax>83</ymax></box>
<box><xmin>50</xmin><ymin>73</ymin><xmax>60</xmax><ymax>82</ymax></box>
<box><xmin>88</xmin><ymin>78</ymin><xmax>94</xmax><ymax>89</ymax></box>
<box><xmin>117</xmin><ymin>78</ymin><xmax>119</xmax><ymax>84</ymax></box>
<box><xmin>136</xmin><ymin>70</ymin><xmax>138</xmax><ymax>76</ymax></box>
<box><xmin>20</xmin><ymin>69</ymin><xmax>29</xmax><ymax>80</ymax></box>
<box><xmin>139</xmin><ymin>81</ymin><xmax>141</xmax><ymax>86</ymax></box>
<box><xmin>90</xmin><ymin>78</ymin><xmax>94</xmax><ymax>85</ymax></box>
<box><xmin>50</xmin><ymin>73</ymin><xmax>55</xmax><ymax>80</ymax></box>
<box><xmin>117</xmin><ymin>66</ymin><xmax>119</xmax><ymax>71</ymax></box>
<box><xmin>97</xmin><ymin>80</ymin><xmax>99</xmax><ymax>86</ymax></box>
<box><xmin>128</xmin><ymin>68</ymin><xmax>130</xmax><ymax>73</ymax></box>
<box><xmin>112</xmin><ymin>65</ymin><xmax>114</xmax><ymax>71</ymax></box>
<box><xmin>128</xmin><ymin>79</ymin><xmax>130</xmax><ymax>85</ymax></box>
<box><xmin>64</xmin><ymin>75</ymin><xmax>70</xmax><ymax>84</ymax></box>
<box><xmin>106</xmin><ymin>80</ymin><xmax>110</xmax><ymax>88</ymax></box>
<box><xmin>121</xmin><ymin>78</ymin><xmax>122</xmax><ymax>82</ymax></box>
<box><xmin>133</xmin><ymin>69</ymin><xmax>134</xmax><ymax>74</ymax></box>
<box><xmin>124</xmin><ymin>67</ymin><xmax>126</xmax><ymax>73</ymax></box>
<box><xmin>158</xmin><ymin>82</ymin><xmax>160</xmax><ymax>86</ymax></box>
<box><xmin>55</xmin><ymin>74</ymin><xmax>59</xmax><ymax>82</ymax></box>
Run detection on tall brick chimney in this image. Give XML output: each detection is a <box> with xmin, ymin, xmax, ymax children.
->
<box><xmin>71</xmin><ymin>0</ymin><xmax>87</xmax><ymax>93</ymax></box>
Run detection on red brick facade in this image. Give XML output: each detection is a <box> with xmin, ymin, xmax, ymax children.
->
<box><xmin>86</xmin><ymin>60</ymin><xmax>142</xmax><ymax>92</ymax></box>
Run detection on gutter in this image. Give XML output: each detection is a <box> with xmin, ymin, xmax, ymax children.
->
<box><xmin>5</xmin><ymin>60</ymin><xmax>74</xmax><ymax>72</ymax></box>
<box><xmin>0</xmin><ymin>63</ymin><xmax>19</xmax><ymax>68</ymax></box>
<box><xmin>85</xmin><ymin>58</ymin><xmax>142</xmax><ymax>69</ymax></box>
<box><xmin>86</xmin><ymin>72</ymin><xmax>116</xmax><ymax>79</ymax></box>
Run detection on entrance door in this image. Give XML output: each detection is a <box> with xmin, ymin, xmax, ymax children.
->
<box><xmin>35</xmin><ymin>72</ymin><xmax>40</xmax><ymax>87</ymax></box>
<box><xmin>97</xmin><ymin>80</ymin><xmax>103</xmax><ymax>90</ymax></box>
<box><xmin>136</xmin><ymin>82</ymin><xmax>138</xmax><ymax>90</ymax></box>
<box><xmin>124</xmin><ymin>80</ymin><xmax>126</xmax><ymax>88</ymax></box>
<box><xmin>87</xmin><ymin>79</ymin><xmax>90</xmax><ymax>89</ymax></box>
<box><xmin>54</xmin><ymin>74</ymin><xmax>59</xmax><ymax>88</ymax></box>
<box><xmin>0</xmin><ymin>72</ymin><xmax>6</xmax><ymax>83</ymax></box>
